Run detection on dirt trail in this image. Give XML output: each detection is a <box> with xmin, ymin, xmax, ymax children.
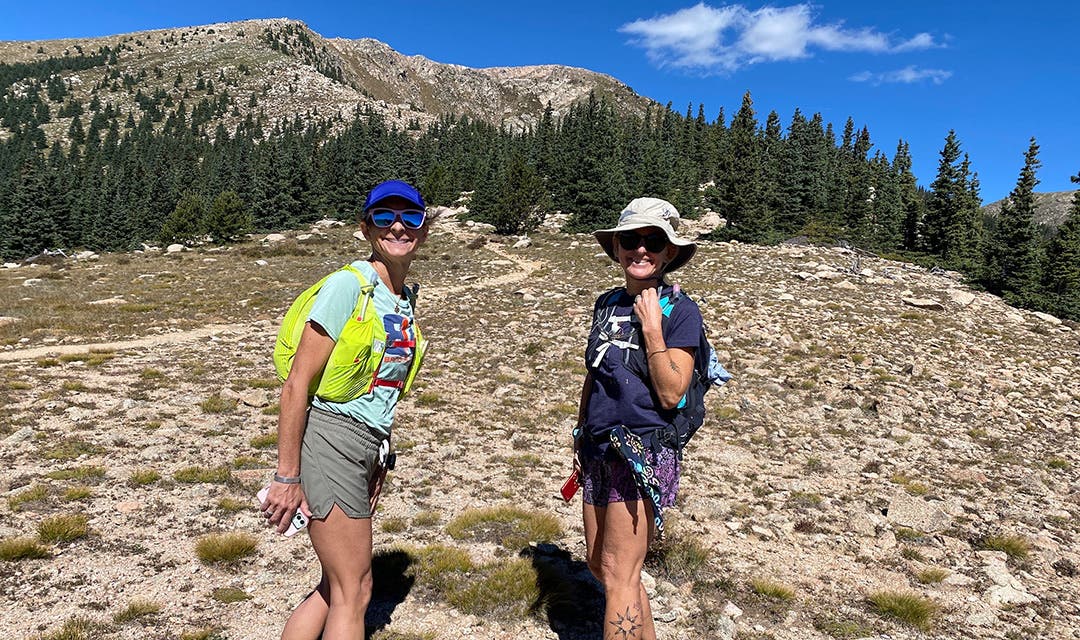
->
<box><xmin>0</xmin><ymin>227</ymin><xmax>538</xmax><ymax>363</ymax></box>
<box><xmin>0</xmin><ymin>323</ymin><xmax>245</xmax><ymax>363</ymax></box>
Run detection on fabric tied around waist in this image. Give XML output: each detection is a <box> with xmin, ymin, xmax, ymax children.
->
<box><xmin>608</xmin><ymin>425</ymin><xmax>666</xmax><ymax>539</ymax></box>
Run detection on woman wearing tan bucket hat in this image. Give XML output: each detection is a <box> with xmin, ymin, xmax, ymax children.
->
<box><xmin>572</xmin><ymin>197</ymin><xmax>701</xmax><ymax>638</ymax></box>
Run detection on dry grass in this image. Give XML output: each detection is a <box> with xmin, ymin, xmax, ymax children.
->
<box><xmin>128</xmin><ymin>469</ymin><xmax>162</xmax><ymax>486</ymax></box>
<box><xmin>9</xmin><ymin>484</ymin><xmax>49</xmax><ymax>511</ymax></box>
<box><xmin>750</xmin><ymin>577</ymin><xmax>796</xmax><ymax>601</ymax></box>
<box><xmin>195</xmin><ymin>532</ymin><xmax>258</xmax><ymax>565</ymax></box>
<box><xmin>34</xmin><ymin>615</ymin><xmax>109</xmax><ymax>640</ymax></box>
<box><xmin>45</xmin><ymin>465</ymin><xmax>107</xmax><ymax>481</ymax></box>
<box><xmin>867</xmin><ymin>590</ymin><xmax>937</xmax><ymax>630</ymax></box>
<box><xmin>174</xmin><ymin>465</ymin><xmax>233</xmax><ymax>484</ymax></box>
<box><xmin>0</xmin><ymin>536</ymin><xmax>52</xmax><ymax>560</ymax></box>
<box><xmin>915</xmin><ymin>567</ymin><xmax>949</xmax><ymax>584</ymax></box>
<box><xmin>37</xmin><ymin>513</ymin><xmax>90</xmax><ymax>544</ymax></box>
<box><xmin>112</xmin><ymin>599</ymin><xmax>162</xmax><ymax>623</ymax></box>
<box><xmin>446</xmin><ymin>506</ymin><xmax>561</xmax><ymax>550</ymax></box>
<box><xmin>210</xmin><ymin>587</ymin><xmax>251</xmax><ymax>603</ymax></box>
<box><xmin>976</xmin><ymin>534</ymin><xmax>1031</xmax><ymax>561</ymax></box>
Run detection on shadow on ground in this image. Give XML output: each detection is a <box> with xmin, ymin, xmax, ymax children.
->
<box><xmin>524</xmin><ymin>543</ymin><xmax>605</xmax><ymax>640</ymax></box>
<box><xmin>367</xmin><ymin>549</ymin><xmax>417</xmax><ymax>638</ymax></box>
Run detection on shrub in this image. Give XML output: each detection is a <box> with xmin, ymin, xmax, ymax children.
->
<box><xmin>195</xmin><ymin>532</ymin><xmax>258</xmax><ymax>565</ymax></box>
<box><xmin>36</xmin><ymin>616</ymin><xmax>106</xmax><ymax>640</ymax></box>
<box><xmin>62</xmin><ymin>487</ymin><xmax>93</xmax><ymax>501</ymax></box>
<box><xmin>381</xmin><ymin>517</ymin><xmax>408</xmax><ymax>533</ymax></box>
<box><xmin>867</xmin><ymin>590</ymin><xmax>937</xmax><ymax>630</ymax></box>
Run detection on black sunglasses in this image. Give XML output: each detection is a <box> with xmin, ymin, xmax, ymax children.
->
<box><xmin>617</xmin><ymin>232</ymin><xmax>668</xmax><ymax>253</ymax></box>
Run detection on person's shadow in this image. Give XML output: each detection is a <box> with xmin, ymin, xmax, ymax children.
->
<box><xmin>365</xmin><ymin>549</ymin><xmax>416</xmax><ymax>638</ymax></box>
<box><xmin>523</xmin><ymin>543</ymin><xmax>605</xmax><ymax>640</ymax></box>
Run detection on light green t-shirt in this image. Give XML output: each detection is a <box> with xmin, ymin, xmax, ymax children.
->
<box><xmin>307</xmin><ymin>260</ymin><xmax>415</xmax><ymax>435</ymax></box>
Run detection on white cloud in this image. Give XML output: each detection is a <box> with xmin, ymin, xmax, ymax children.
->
<box><xmin>619</xmin><ymin>2</ymin><xmax>941</xmax><ymax>72</ymax></box>
<box><xmin>848</xmin><ymin>66</ymin><xmax>953</xmax><ymax>85</ymax></box>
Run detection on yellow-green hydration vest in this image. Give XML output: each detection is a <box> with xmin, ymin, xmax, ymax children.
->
<box><xmin>273</xmin><ymin>264</ymin><xmax>426</xmax><ymax>402</ymax></box>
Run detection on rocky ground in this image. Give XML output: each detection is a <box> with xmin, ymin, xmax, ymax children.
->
<box><xmin>1</xmin><ymin>214</ymin><xmax>1077</xmax><ymax>640</ymax></box>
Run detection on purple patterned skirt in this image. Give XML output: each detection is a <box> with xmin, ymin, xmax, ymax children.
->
<box><xmin>581</xmin><ymin>444</ymin><xmax>680</xmax><ymax>508</ymax></box>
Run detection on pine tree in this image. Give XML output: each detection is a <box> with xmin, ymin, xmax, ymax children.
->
<box><xmin>714</xmin><ymin>91</ymin><xmax>769</xmax><ymax>242</ymax></box>
<box><xmin>160</xmin><ymin>191</ymin><xmax>207</xmax><ymax>245</ymax></box>
<box><xmin>982</xmin><ymin>138</ymin><xmax>1043</xmax><ymax>305</ymax></box>
<box><xmin>1040</xmin><ymin>172</ymin><xmax>1080</xmax><ymax>320</ymax></box>
<box><xmin>205</xmin><ymin>191</ymin><xmax>250</xmax><ymax>243</ymax></box>
<box><xmin>893</xmin><ymin>141</ymin><xmax>924</xmax><ymax>251</ymax></box>
<box><xmin>925</xmin><ymin>130</ymin><xmax>981</xmax><ymax>267</ymax></box>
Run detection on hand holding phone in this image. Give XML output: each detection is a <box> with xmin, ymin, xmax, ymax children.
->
<box><xmin>257</xmin><ymin>485</ymin><xmax>310</xmax><ymax>537</ymax></box>
<box><xmin>560</xmin><ymin>470</ymin><xmax>580</xmax><ymax>502</ymax></box>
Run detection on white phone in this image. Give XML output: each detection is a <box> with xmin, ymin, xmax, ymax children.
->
<box><xmin>257</xmin><ymin>486</ymin><xmax>310</xmax><ymax>537</ymax></box>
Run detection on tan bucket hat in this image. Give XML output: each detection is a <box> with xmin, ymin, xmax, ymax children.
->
<box><xmin>593</xmin><ymin>197</ymin><xmax>697</xmax><ymax>273</ymax></box>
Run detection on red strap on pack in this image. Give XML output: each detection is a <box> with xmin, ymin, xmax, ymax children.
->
<box><xmin>389</xmin><ymin>339</ymin><xmax>415</xmax><ymax>349</ymax></box>
<box><xmin>371</xmin><ymin>378</ymin><xmax>405</xmax><ymax>389</ymax></box>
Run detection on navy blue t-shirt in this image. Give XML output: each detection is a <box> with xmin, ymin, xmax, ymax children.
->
<box><xmin>583</xmin><ymin>285</ymin><xmax>702</xmax><ymax>438</ymax></box>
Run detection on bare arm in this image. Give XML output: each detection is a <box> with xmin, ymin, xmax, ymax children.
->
<box><xmin>263</xmin><ymin>322</ymin><xmax>335</xmax><ymax>533</ymax></box>
<box><xmin>634</xmin><ymin>288</ymin><xmax>695</xmax><ymax>410</ymax></box>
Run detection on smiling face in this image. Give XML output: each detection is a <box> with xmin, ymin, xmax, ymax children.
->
<box><xmin>360</xmin><ymin>195</ymin><xmax>429</xmax><ymax>263</ymax></box>
<box><xmin>614</xmin><ymin>227</ymin><xmax>678</xmax><ymax>283</ymax></box>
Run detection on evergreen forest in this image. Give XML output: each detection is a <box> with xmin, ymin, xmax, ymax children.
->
<box><xmin>1</xmin><ymin>52</ymin><xmax>1078</xmax><ymax>321</ymax></box>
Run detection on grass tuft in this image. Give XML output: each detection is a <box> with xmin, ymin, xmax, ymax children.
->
<box><xmin>112</xmin><ymin>599</ymin><xmax>162</xmax><ymax>623</ymax></box>
<box><xmin>199</xmin><ymin>393</ymin><xmax>236</xmax><ymax>414</ymax></box>
<box><xmin>9</xmin><ymin>484</ymin><xmax>50</xmax><ymax>511</ymax></box>
<box><xmin>174</xmin><ymin>465</ymin><xmax>233</xmax><ymax>484</ymax></box>
<box><xmin>249</xmin><ymin>432</ymin><xmax>278</xmax><ymax>448</ymax></box>
<box><xmin>915</xmin><ymin>567</ymin><xmax>949</xmax><ymax>584</ymax></box>
<box><xmin>195</xmin><ymin>532</ymin><xmax>258</xmax><ymax>565</ymax></box>
<box><xmin>446</xmin><ymin>557</ymin><xmax>540</xmax><ymax>620</ymax></box>
<box><xmin>63</xmin><ymin>486</ymin><xmax>93</xmax><ymax>502</ymax></box>
<box><xmin>210</xmin><ymin>587</ymin><xmax>251</xmax><ymax>603</ymax></box>
<box><xmin>867</xmin><ymin>590</ymin><xmax>937</xmax><ymax>630</ymax></box>
<box><xmin>129</xmin><ymin>469</ymin><xmax>162</xmax><ymax>486</ymax></box>
<box><xmin>648</xmin><ymin>529</ymin><xmax>712</xmax><ymax>583</ymax></box>
<box><xmin>0</xmin><ymin>536</ymin><xmax>52</xmax><ymax>560</ymax></box>
<box><xmin>976</xmin><ymin>534</ymin><xmax>1030</xmax><ymax>561</ymax></box>
<box><xmin>446</xmin><ymin>506</ymin><xmax>561</xmax><ymax>550</ymax></box>
<box><xmin>46</xmin><ymin>465</ymin><xmax>106</xmax><ymax>481</ymax></box>
<box><xmin>37</xmin><ymin>513</ymin><xmax>90</xmax><ymax>543</ymax></box>
<box><xmin>35</xmin><ymin>615</ymin><xmax>107</xmax><ymax>640</ymax></box>
<box><xmin>750</xmin><ymin>577</ymin><xmax>796</xmax><ymax>601</ymax></box>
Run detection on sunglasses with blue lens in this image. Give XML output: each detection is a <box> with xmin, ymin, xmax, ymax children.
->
<box><xmin>367</xmin><ymin>208</ymin><xmax>426</xmax><ymax>229</ymax></box>
<box><xmin>617</xmin><ymin>231</ymin><xmax>668</xmax><ymax>253</ymax></box>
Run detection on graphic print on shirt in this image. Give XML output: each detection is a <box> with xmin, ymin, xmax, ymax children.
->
<box><xmin>379</xmin><ymin>314</ymin><xmax>415</xmax><ymax>368</ymax></box>
<box><xmin>589</xmin><ymin>302</ymin><xmax>639</xmax><ymax>369</ymax></box>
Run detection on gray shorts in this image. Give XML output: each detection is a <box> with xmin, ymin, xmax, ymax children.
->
<box><xmin>300</xmin><ymin>406</ymin><xmax>386</xmax><ymax>520</ymax></box>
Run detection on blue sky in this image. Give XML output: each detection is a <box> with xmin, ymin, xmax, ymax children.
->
<box><xmin>2</xmin><ymin>1</ymin><xmax>1077</xmax><ymax>203</ymax></box>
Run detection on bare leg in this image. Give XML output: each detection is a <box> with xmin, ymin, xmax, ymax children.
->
<box><xmin>585</xmin><ymin>499</ymin><xmax>656</xmax><ymax>640</ymax></box>
<box><xmin>282</xmin><ymin>506</ymin><xmax>373</xmax><ymax>640</ymax></box>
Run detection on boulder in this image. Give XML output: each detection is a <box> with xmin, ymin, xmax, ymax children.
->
<box><xmin>886</xmin><ymin>492</ymin><xmax>951</xmax><ymax>532</ymax></box>
<box><xmin>166</xmin><ymin>244</ymin><xmax>185</xmax><ymax>253</ymax></box>
<box><xmin>902</xmin><ymin>297</ymin><xmax>945</xmax><ymax>311</ymax></box>
<box><xmin>263</xmin><ymin>233</ymin><xmax>287</xmax><ymax>243</ymax></box>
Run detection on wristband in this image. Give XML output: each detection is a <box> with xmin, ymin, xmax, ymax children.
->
<box><xmin>273</xmin><ymin>474</ymin><xmax>301</xmax><ymax>484</ymax></box>
<box><xmin>647</xmin><ymin>348</ymin><xmax>668</xmax><ymax>358</ymax></box>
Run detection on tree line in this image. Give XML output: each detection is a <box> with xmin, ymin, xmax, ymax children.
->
<box><xmin>0</xmin><ymin>53</ymin><xmax>1077</xmax><ymax>321</ymax></box>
